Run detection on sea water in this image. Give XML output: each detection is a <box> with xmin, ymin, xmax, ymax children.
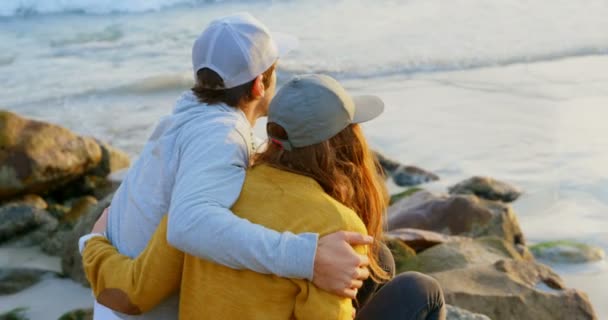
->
<box><xmin>1</xmin><ymin>0</ymin><xmax>607</xmax><ymax>318</ymax></box>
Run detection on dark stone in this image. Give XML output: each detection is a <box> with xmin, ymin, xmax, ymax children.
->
<box><xmin>392</xmin><ymin>165</ymin><xmax>440</xmax><ymax>187</ymax></box>
<box><xmin>0</xmin><ymin>268</ymin><xmax>54</xmax><ymax>295</ymax></box>
<box><xmin>372</xmin><ymin>151</ymin><xmax>439</xmax><ymax>187</ymax></box>
<box><xmin>58</xmin><ymin>308</ymin><xmax>93</xmax><ymax>320</ymax></box>
<box><xmin>0</xmin><ymin>203</ymin><xmax>57</xmax><ymax>244</ymax></box>
<box><xmin>388</xmin><ymin>191</ymin><xmax>525</xmax><ymax>246</ymax></box>
<box><xmin>61</xmin><ymin>193</ymin><xmax>113</xmax><ymax>286</ymax></box>
<box><xmin>449</xmin><ymin>176</ymin><xmax>521</xmax><ymax>203</ymax></box>
<box><xmin>0</xmin><ymin>307</ymin><xmax>29</xmax><ymax>320</ymax></box>
<box><xmin>385</xmin><ymin>228</ymin><xmax>466</xmax><ymax>252</ymax></box>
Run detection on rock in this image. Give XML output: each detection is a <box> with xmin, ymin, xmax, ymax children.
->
<box><xmin>47</xmin><ymin>203</ymin><xmax>71</xmax><ymax>220</ymax></box>
<box><xmin>0</xmin><ymin>307</ymin><xmax>29</xmax><ymax>320</ymax></box>
<box><xmin>4</xmin><ymin>194</ymin><xmax>47</xmax><ymax>210</ymax></box>
<box><xmin>446</xmin><ymin>305</ymin><xmax>492</xmax><ymax>320</ymax></box>
<box><xmin>374</xmin><ymin>151</ymin><xmax>401</xmax><ymax>174</ymax></box>
<box><xmin>396</xmin><ymin>237</ymin><xmax>528</xmax><ymax>274</ymax></box>
<box><xmin>40</xmin><ymin>196</ymin><xmax>98</xmax><ymax>256</ymax></box>
<box><xmin>62</xmin><ymin>196</ymin><xmax>98</xmax><ymax>224</ymax></box>
<box><xmin>0</xmin><ymin>111</ymin><xmax>103</xmax><ymax>200</ymax></box>
<box><xmin>373</xmin><ymin>151</ymin><xmax>439</xmax><ymax>187</ymax></box>
<box><xmin>386</xmin><ymin>228</ymin><xmax>466</xmax><ymax>252</ymax></box>
<box><xmin>0</xmin><ymin>203</ymin><xmax>57</xmax><ymax>245</ymax></box>
<box><xmin>389</xmin><ymin>187</ymin><xmax>422</xmax><ymax>205</ymax></box>
<box><xmin>392</xmin><ymin>165</ymin><xmax>439</xmax><ymax>187</ymax></box>
<box><xmin>449</xmin><ymin>176</ymin><xmax>521</xmax><ymax>203</ymax></box>
<box><xmin>88</xmin><ymin>141</ymin><xmax>131</xmax><ymax>178</ymax></box>
<box><xmin>61</xmin><ymin>193</ymin><xmax>113</xmax><ymax>286</ymax></box>
<box><xmin>530</xmin><ymin>241</ymin><xmax>605</xmax><ymax>264</ymax></box>
<box><xmin>432</xmin><ymin>259</ymin><xmax>597</xmax><ymax>320</ymax></box>
<box><xmin>0</xmin><ymin>268</ymin><xmax>54</xmax><ymax>295</ymax></box>
<box><xmin>383</xmin><ymin>237</ymin><xmax>417</xmax><ymax>274</ymax></box>
<box><xmin>58</xmin><ymin>308</ymin><xmax>93</xmax><ymax>320</ymax></box>
<box><xmin>388</xmin><ymin>191</ymin><xmax>525</xmax><ymax>246</ymax></box>
<box><xmin>49</xmin><ymin>175</ymin><xmax>120</xmax><ymax>202</ymax></box>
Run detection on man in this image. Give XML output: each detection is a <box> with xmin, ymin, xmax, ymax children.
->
<box><xmin>82</xmin><ymin>13</ymin><xmax>372</xmax><ymax>319</ymax></box>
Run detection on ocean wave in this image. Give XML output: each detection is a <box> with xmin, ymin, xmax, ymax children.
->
<box><xmin>50</xmin><ymin>25</ymin><xmax>123</xmax><ymax>47</ymax></box>
<box><xmin>0</xmin><ymin>0</ymin><xmax>216</xmax><ymax>17</ymax></box>
<box><xmin>281</xmin><ymin>47</ymin><xmax>608</xmax><ymax>80</ymax></box>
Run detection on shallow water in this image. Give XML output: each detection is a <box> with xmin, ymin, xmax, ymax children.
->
<box><xmin>1</xmin><ymin>1</ymin><xmax>607</xmax><ymax>318</ymax></box>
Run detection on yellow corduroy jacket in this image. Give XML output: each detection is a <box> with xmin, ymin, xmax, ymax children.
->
<box><xmin>83</xmin><ymin>164</ymin><xmax>368</xmax><ymax>320</ymax></box>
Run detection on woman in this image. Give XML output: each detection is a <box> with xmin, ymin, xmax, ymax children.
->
<box><xmin>81</xmin><ymin>74</ymin><xmax>446</xmax><ymax>319</ymax></box>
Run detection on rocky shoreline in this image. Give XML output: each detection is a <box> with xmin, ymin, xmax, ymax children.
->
<box><xmin>1</xmin><ymin>111</ymin><xmax>603</xmax><ymax>319</ymax></box>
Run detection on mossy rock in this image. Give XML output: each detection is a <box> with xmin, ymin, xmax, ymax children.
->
<box><xmin>384</xmin><ymin>237</ymin><xmax>417</xmax><ymax>273</ymax></box>
<box><xmin>389</xmin><ymin>188</ymin><xmax>422</xmax><ymax>205</ymax></box>
<box><xmin>0</xmin><ymin>307</ymin><xmax>29</xmax><ymax>320</ymax></box>
<box><xmin>58</xmin><ymin>308</ymin><xmax>93</xmax><ymax>320</ymax></box>
<box><xmin>530</xmin><ymin>240</ymin><xmax>605</xmax><ymax>264</ymax></box>
<box><xmin>393</xmin><ymin>236</ymin><xmax>525</xmax><ymax>274</ymax></box>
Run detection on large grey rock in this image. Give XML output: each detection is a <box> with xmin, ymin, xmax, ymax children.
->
<box><xmin>449</xmin><ymin>176</ymin><xmax>521</xmax><ymax>203</ymax></box>
<box><xmin>0</xmin><ymin>203</ymin><xmax>57</xmax><ymax>245</ymax></box>
<box><xmin>530</xmin><ymin>241</ymin><xmax>605</xmax><ymax>264</ymax></box>
<box><xmin>388</xmin><ymin>191</ymin><xmax>525</xmax><ymax>246</ymax></box>
<box><xmin>61</xmin><ymin>193</ymin><xmax>113</xmax><ymax>286</ymax></box>
<box><xmin>396</xmin><ymin>237</ymin><xmax>530</xmax><ymax>274</ymax></box>
<box><xmin>447</xmin><ymin>305</ymin><xmax>492</xmax><ymax>320</ymax></box>
<box><xmin>433</xmin><ymin>260</ymin><xmax>597</xmax><ymax>320</ymax></box>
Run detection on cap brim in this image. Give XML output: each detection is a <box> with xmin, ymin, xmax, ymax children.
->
<box><xmin>272</xmin><ymin>32</ymin><xmax>299</xmax><ymax>57</ymax></box>
<box><xmin>352</xmin><ymin>95</ymin><xmax>385</xmax><ymax>123</ymax></box>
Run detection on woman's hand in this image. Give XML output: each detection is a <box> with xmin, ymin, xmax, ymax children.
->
<box><xmin>312</xmin><ymin>231</ymin><xmax>372</xmax><ymax>299</ymax></box>
<box><xmin>91</xmin><ymin>207</ymin><xmax>110</xmax><ymax>234</ymax></box>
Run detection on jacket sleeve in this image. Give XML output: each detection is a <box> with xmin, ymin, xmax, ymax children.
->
<box><xmin>166</xmin><ymin>122</ymin><xmax>318</xmax><ymax>280</ymax></box>
<box><xmin>82</xmin><ymin>217</ymin><xmax>183</xmax><ymax>315</ymax></box>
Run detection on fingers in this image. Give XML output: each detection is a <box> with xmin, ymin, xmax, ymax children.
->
<box><xmin>343</xmin><ymin>288</ymin><xmax>358</xmax><ymax>300</ymax></box>
<box><xmin>355</xmin><ymin>267</ymin><xmax>370</xmax><ymax>281</ymax></box>
<box><xmin>350</xmin><ymin>279</ymin><xmax>363</xmax><ymax>290</ymax></box>
<box><xmin>341</xmin><ymin>231</ymin><xmax>374</xmax><ymax>245</ymax></box>
<box><xmin>357</xmin><ymin>254</ymin><xmax>370</xmax><ymax>267</ymax></box>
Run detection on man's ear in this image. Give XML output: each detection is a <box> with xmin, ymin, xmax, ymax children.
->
<box><xmin>251</xmin><ymin>75</ymin><xmax>265</xmax><ymax>99</ymax></box>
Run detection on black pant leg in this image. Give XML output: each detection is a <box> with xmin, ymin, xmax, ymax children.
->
<box><xmin>355</xmin><ymin>272</ymin><xmax>446</xmax><ymax>320</ymax></box>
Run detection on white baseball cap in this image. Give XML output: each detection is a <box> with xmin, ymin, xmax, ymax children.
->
<box><xmin>192</xmin><ymin>12</ymin><xmax>298</xmax><ymax>89</ymax></box>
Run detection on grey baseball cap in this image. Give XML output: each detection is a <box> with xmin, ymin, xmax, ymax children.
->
<box><xmin>268</xmin><ymin>74</ymin><xmax>384</xmax><ymax>150</ymax></box>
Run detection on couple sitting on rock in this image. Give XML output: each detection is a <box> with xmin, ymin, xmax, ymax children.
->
<box><xmin>79</xmin><ymin>13</ymin><xmax>446</xmax><ymax>320</ymax></box>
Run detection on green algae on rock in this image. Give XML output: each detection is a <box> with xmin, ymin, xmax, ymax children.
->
<box><xmin>530</xmin><ymin>241</ymin><xmax>606</xmax><ymax>264</ymax></box>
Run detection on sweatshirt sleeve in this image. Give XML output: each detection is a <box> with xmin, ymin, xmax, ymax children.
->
<box><xmin>82</xmin><ymin>216</ymin><xmax>183</xmax><ymax>315</ymax></box>
<box><xmin>166</xmin><ymin>121</ymin><xmax>319</xmax><ymax>280</ymax></box>
<box><xmin>292</xmin><ymin>279</ymin><xmax>354</xmax><ymax>320</ymax></box>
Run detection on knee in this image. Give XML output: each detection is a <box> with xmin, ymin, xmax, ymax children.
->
<box><xmin>390</xmin><ymin>272</ymin><xmax>444</xmax><ymax>302</ymax></box>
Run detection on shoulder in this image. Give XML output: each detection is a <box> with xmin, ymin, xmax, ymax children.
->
<box><xmin>177</xmin><ymin>106</ymin><xmax>252</xmax><ymax>158</ymax></box>
<box><xmin>242</xmin><ymin>166</ymin><xmax>367</xmax><ymax>235</ymax></box>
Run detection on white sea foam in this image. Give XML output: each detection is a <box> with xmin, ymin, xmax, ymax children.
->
<box><xmin>0</xmin><ymin>0</ymin><xmax>209</xmax><ymax>16</ymax></box>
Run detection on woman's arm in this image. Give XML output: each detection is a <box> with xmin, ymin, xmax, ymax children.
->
<box><xmin>82</xmin><ymin>216</ymin><xmax>183</xmax><ymax>315</ymax></box>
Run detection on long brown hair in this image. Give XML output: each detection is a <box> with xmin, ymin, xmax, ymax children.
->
<box><xmin>255</xmin><ymin>123</ymin><xmax>391</xmax><ymax>282</ymax></box>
